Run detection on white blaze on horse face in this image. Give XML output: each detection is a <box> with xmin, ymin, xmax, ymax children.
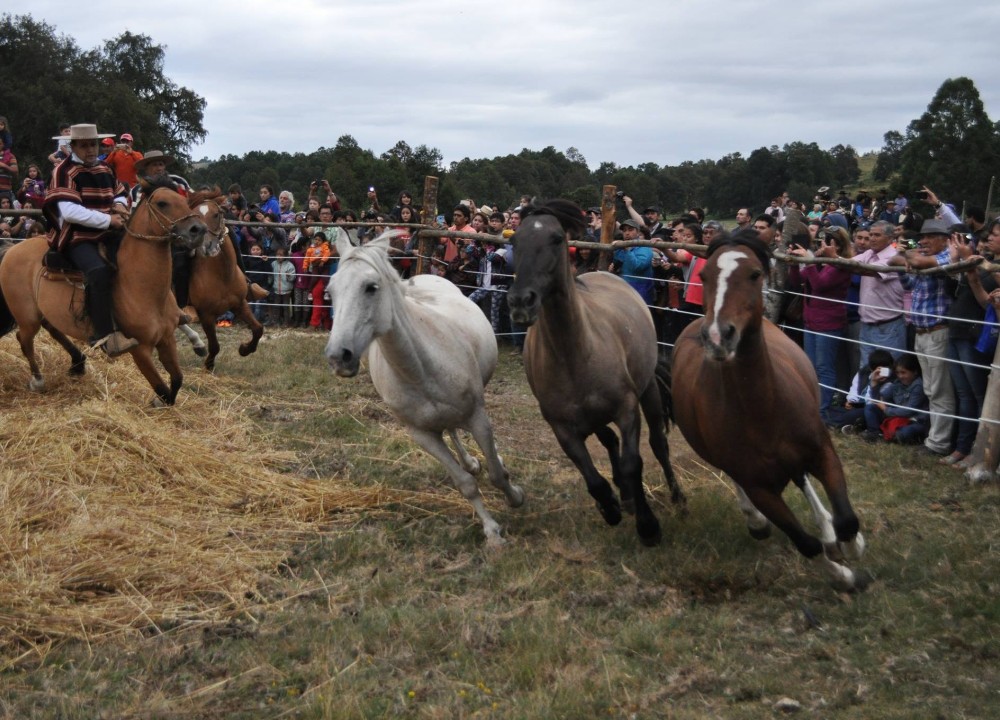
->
<box><xmin>533</xmin><ymin>220</ymin><xmax>544</xmax><ymax>230</ymax></box>
<box><xmin>706</xmin><ymin>250</ymin><xmax>744</xmax><ymax>347</ymax></box>
<box><xmin>198</xmin><ymin>203</ymin><xmax>210</xmax><ymax>217</ymax></box>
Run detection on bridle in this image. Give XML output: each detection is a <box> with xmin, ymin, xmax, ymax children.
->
<box><xmin>126</xmin><ymin>187</ymin><xmax>203</xmax><ymax>243</ymax></box>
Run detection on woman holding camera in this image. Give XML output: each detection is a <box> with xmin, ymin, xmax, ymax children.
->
<box><xmin>786</xmin><ymin>226</ymin><xmax>854</xmax><ymax>426</ymax></box>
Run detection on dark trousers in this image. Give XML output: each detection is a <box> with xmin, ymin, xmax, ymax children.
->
<box><xmin>67</xmin><ymin>242</ymin><xmax>115</xmax><ymax>339</ymax></box>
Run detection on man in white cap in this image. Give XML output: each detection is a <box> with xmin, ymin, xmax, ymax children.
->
<box><xmin>43</xmin><ymin>123</ymin><xmax>137</xmax><ymax>357</ymax></box>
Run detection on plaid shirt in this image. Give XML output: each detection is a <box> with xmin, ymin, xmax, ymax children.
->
<box><xmin>901</xmin><ymin>248</ymin><xmax>952</xmax><ymax>329</ymax></box>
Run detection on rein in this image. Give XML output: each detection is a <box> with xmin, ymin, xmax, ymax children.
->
<box><xmin>126</xmin><ymin>189</ymin><xmax>201</xmax><ymax>243</ymax></box>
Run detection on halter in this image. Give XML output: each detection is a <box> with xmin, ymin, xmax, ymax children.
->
<box><xmin>191</xmin><ymin>197</ymin><xmax>227</xmax><ymax>256</ymax></box>
<box><xmin>126</xmin><ymin>187</ymin><xmax>202</xmax><ymax>243</ymax></box>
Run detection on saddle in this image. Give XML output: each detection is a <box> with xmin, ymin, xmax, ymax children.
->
<box><xmin>42</xmin><ymin>250</ymin><xmax>84</xmax><ymax>284</ymax></box>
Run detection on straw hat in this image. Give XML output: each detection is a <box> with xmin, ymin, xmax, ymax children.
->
<box><xmin>52</xmin><ymin>124</ymin><xmax>114</xmax><ymax>141</ymax></box>
<box><xmin>134</xmin><ymin>150</ymin><xmax>174</xmax><ymax>174</ymax></box>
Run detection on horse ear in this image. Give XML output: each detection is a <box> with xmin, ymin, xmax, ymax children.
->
<box><xmin>370</xmin><ymin>229</ymin><xmax>404</xmax><ymax>252</ymax></box>
<box><xmin>333</xmin><ymin>227</ymin><xmax>353</xmax><ymax>259</ymax></box>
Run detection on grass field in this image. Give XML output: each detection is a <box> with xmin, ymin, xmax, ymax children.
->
<box><xmin>1</xmin><ymin>327</ymin><xmax>998</xmax><ymax>719</ymax></box>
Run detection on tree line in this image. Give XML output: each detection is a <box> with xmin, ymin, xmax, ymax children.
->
<box><xmin>2</xmin><ymin>13</ymin><xmax>997</xmax><ymax>218</ymax></box>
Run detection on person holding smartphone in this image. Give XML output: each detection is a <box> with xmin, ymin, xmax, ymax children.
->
<box><xmin>786</xmin><ymin>226</ymin><xmax>854</xmax><ymax>426</ymax></box>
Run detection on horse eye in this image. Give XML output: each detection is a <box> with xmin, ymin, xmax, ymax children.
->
<box><xmin>749</xmin><ymin>269</ymin><xmax>763</xmax><ymax>281</ymax></box>
<box><xmin>364</xmin><ymin>283</ymin><xmax>378</xmax><ymax>295</ymax></box>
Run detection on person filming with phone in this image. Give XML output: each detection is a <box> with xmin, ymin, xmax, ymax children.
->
<box><xmin>786</xmin><ymin>225</ymin><xmax>854</xmax><ymax>426</ymax></box>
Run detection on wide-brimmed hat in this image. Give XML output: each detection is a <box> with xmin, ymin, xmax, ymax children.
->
<box><xmin>52</xmin><ymin>123</ymin><xmax>114</xmax><ymax>141</ymax></box>
<box><xmin>918</xmin><ymin>219</ymin><xmax>952</xmax><ymax>236</ymax></box>
<box><xmin>134</xmin><ymin>150</ymin><xmax>174</xmax><ymax>174</ymax></box>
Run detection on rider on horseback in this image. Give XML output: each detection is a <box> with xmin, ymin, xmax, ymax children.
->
<box><xmin>43</xmin><ymin>124</ymin><xmax>138</xmax><ymax>357</ymax></box>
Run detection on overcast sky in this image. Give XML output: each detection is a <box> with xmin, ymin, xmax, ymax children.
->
<box><xmin>23</xmin><ymin>0</ymin><xmax>1000</xmax><ymax>170</ymax></box>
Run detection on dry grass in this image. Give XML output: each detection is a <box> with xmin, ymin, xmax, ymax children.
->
<box><xmin>0</xmin><ymin>336</ymin><xmax>465</xmax><ymax>668</ymax></box>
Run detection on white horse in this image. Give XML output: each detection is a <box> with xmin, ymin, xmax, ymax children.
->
<box><xmin>324</xmin><ymin>232</ymin><xmax>525</xmax><ymax>546</ymax></box>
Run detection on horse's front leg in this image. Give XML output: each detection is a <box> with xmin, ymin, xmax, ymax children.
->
<box><xmin>808</xmin><ymin>444</ymin><xmax>863</xmax><ymax>558</ymax></box>
<box><xmin>234</xmin><ymin>300</ymin><xmax>263</xmax><ymax>357</ymax></box>
<box><xmin>128</xmin><ymin>343</ymin><xmax>173</xmax><ymax>406</ymax></box>
<box><xmin>177</xmin><ymin>321</ymin><xmax>207</xmax><ymax>358</ymax></box>
<box><xmin>616</xmin><ymin>405</ymin><xmax>662</xmax><ymax>547</ymax></box>
<box><xmin>155</xmin><ymin>334</ymin><xmax>184</xmax><ymax>405</ymax></box>
<box><xmin>551</xmin><ymin>425</ymin><xmax>622</xmax><ymax>529</ymax></box>
<box><xmin>594</xmin><ymin>425</ymin><xmax>628</xmax><ymax>510</ymax></box>
<box><xmin>466</xmin><ymin>407</ymin><xmax>524</xmax><ymax>509</ymax></box>
<box><xmin>408</xmin><ymin>426</ymin><xmax>505</xmax><ymax>547</ymax></box>
<box><xmin>200</xmin><ymin>320</ymin><xmax>221</xmax><ymax>372</ymax></box>
<box><xmin>740</xmin><ymin>481</ymin><xmax>859</xmax><ymax>592</ymax></box>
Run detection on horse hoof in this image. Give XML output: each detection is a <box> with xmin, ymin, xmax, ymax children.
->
<box><xmin>466</xmin><ymin>457</ymin><xmax>481</xmax><ymax>475</ymax></box>
<box><xmin>597</xmin><ymin>500</ymin><xmax>622</xmax><ymax>526</ymax></box>
<box><xmin>507</xmin><ymin>485</ymin><xmax>526</xmax><ymax>508</ymax></box>
<box><xmin>840</xmin><ymin>532</ymin><xmax>865</xmax><ymax>561</ymax></box>
<box><xmin>68</xmin><ymin>362</ymin><xmax>86</xmax><ymax>376</ymax></box>
<box><xmin>748</xmin><ymin>523</ymin><xmax>772</xmax><ymax>541</ymax></box>
<box><xmin>637</xmin><ymin>518</ymin><xmax>662</xmax><ymax>547</ymax></box>
<box><xmin>851</xmin><ymin>569</ymin><xmax>874</xmax><ymax>592</ymax></box>
<box><xmin>27</xmin><ymin>376</ymin><xmax>45</xmax><ymax>392</ymax></box>
<box><xmin>193</xmin><ymin>345</ymin><xmax>208</xmax><ymax>358</ymax></box>
<box><xmin>151</xmin><ymin>397</ymin><xmax>167</xmax><ymax>409</ymax></box>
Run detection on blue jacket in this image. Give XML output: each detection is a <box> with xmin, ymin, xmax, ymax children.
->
<box><xmin>613</xmin><ymin>246</ymin><xmax>655</xmax><ymax>304</ymax></box>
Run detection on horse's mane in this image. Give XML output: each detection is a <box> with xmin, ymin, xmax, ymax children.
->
<box><xmin>188</xmin><ymin>186</ymin><xmax>225</xmax><ymax>206</ymax></box>
<box><xmin>705</xmin><ymin>228</ymin><xmax>771</xmax><ymax>270</ymax></box>
<box><xmin>524</xmin><ymin>199</ymin><xmax>588</xmax><ymax>240</ymax></box>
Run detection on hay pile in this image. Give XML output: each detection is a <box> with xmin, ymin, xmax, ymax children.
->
<box><xmin>0</xmin><ymin>338</ymin><xmax>462</xmax><ymax>665</ymax></box>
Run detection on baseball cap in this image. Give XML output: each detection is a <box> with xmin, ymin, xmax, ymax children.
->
<box><xmin>120</xmin><ymin>133</ymin><xmax>133</xmax><ymax>142</ymax></box>
<box><xmin>101</xmin><ymin>137</ymin><xmax>115</xmax><ymax>146</ymax></box>
<box><xmin>620</xmin><ymin>219</ymin><xmax>643</xmax><ymax>230</ymax></box>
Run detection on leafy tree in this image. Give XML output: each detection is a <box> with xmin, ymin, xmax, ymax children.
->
<box><xmin>873</xmin><ymin>131</ymin><xmax>905</xmax><ymax>182</ymax></box>
<box><xmin>897</xmin><ymin>77</ymin><xmax>1000</xmax><ymax>207</ymax></box>
<box><xmin>0</xmin><ymin>14</ymin><xmax>206</xmax><ymax>171</ymax></box>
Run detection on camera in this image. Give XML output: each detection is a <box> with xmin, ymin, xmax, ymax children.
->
<box><xmin>615</xmin><ymin>191</ymin><xmax>625</xmax><ymax>200</ymax></box>
<box><xmin>248</xmin><ymin>204</ymin><xmax>260</xmax><ymax>215</ymax></box>
<box><xmin>915</xmin><ymin>190</ymin><xmax>928</xmax><ymax>200</ymax></box>
<box><xmin>316</xmin><ymin>179</ymin><xmax>325</xmax><ymax>187</ymax></box>
<box><xmin>956</xmin><ymin>232</ymin><xmax>974</xmax><ymax>242</ymax></box>
<box><xmin>368</xmin><ymin>186</ymin><xmax>375</xmax><ymax>193</ymax></box>
<box><xmin>902</xmin><ymin>237</ymin><xmax>919</xmax><ymax>250</ymax></box>
<box><xmin>878</xmin><ymin>366</ymin><xmax>891</xmax><ymax>378</ymax></box>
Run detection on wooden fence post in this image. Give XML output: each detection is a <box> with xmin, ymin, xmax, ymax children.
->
<box><xmin>600</xmin><ymin>185</ymin><xmax>617</xmax><ymax>269</ymax></box>
<box><xmin>416</xmin><ymin>175</ymin><xmax>439</xmax><ymax>276</ymax></box>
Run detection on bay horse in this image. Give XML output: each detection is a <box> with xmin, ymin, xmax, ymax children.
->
<box><xmin>324</xmin><ymin>231</ymin><xmax>524</xmax><ymax>547</ymax></box>
<box><xmin>176</xmin><ymin>188</ymin><xmax>264</xmax><ymax>371</ymax></box>
<box><xmin>0</xmin><ymin>177</ymin><xmax>207</xmax><ymax>405</ymax></box>
<box><xmin>505</xmin><ymin>199</ymin><xmax>686</xmax><ymax>547</ymax></box>
<box><xmin>671</xmin><ymin>229</ymin><xmax>866</xmax><ymax>590</ymax></box>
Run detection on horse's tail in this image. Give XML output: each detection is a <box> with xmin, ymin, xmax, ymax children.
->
<box><xmin>655</xmin><ymin>354</ymin><xmax>673</xmax><ymax>431</ymax></box>
<box><xmin>0</xmin><ymin>243</ymin><xmax>16</xmax><ymax>337</ymax></box>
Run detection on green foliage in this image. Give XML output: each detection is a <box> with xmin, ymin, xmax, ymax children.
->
<box><xmin>897</xmin><ymin>77</ymin><xmax>1000</xmax><ymax>206</ymax></box>
<box><xmin>0</xmin><ymin>14</ymin><xmax>206</xmax><ymax>170</ymax></box>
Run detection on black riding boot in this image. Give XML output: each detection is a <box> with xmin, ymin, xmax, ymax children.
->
<box><xmin>172</xmin><ymin>247</ymin><xmax>191</xmax><ymax>308</ymax></box>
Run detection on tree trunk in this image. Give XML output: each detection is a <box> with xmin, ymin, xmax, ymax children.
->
<box><xmin>416</xmin><ymin>175</ymin><xmax>438</xmax><ymax>275</ymax></box>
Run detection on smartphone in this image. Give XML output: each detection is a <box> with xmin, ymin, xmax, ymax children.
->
<box><xmin>878</xmin><ymin>367</ymin><xmax>891</xmax><ymax>378</ymax></box>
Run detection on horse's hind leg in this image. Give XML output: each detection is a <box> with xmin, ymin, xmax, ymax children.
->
<box><xmin>551</xmin><ymin>426</ymin><xmax>622</xmax><ymax>528</ymax></box>
<box><xmin>234</xmin><ymin>301</ymin><xmax>263</xmax><ymax>357</ymax></box>
<box><xmin>466</xmin><ymin>407</ymin><xmax>524</xmax><ymax>509</ymax></box>
<box><xmin>809</xmin><ymin>445</ymin><xmax>862</xmax><ymax>551</ymax></box>
<box><xmin>14</xmin><ymin>324</ymin><xmax>46</xmax><ymax>391</ymax></box>
<box><xmin>447</xmin><ymin>429</ymin><xmax>481</xmax><ymax>475</ymax></box>
<box><xmin>177</xmin><ymin>321</ymin><xmax>207</xmax><ymax>358</ymax></box>
<box><xmin>734</xmin><ymin>483</ymin><xmax>771</xmax><ymax>539</ymax></box>
<box><xmin>640</xmin><ymin>381</ymin><xmax>687</xmax><ymax>511</ymax></box>
<box><xmin>155</xmin><ymin>336</ymin><xmax>185</xmax><ymax>405</ymax></box>
<box><xmin>40</xmin><ymin>320</ymin><xmax>86</xmax><ymax>376</ymax></box>
<box><xmin>408</xmin><ymin>426</ymin><xmax>506</xmax><ymax>547</ymax></box>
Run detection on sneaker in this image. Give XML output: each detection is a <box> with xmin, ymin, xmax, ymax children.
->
<box><xmin>94</xmin><ymin>331</ymin><xmax>139</xmax><ymax>358</ymax></box>
<box><xmin>841</xmin><ymin>424</ymin><xmax>858</xmax><ymax>435</ymax></box>
<box><xmin>860</xmin><ymin>430</ymin><xmax>881</xmax><ymax>443</ymax></box>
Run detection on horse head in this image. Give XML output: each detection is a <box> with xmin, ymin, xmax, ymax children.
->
<box><xmin>698</xmin><ymin>230</ymin><xmax>770</xmax><ymax>361</ymax></box>
<box><xmin>506</xmin><ymin>200</ymin><xmax>585</xmax><ymax>325</ymax></box>
<box><xmin>324</xmin><ymin>230</ymin><xmax>400</xmax><ymax>377</ymax></box>
<box><xmin>133</xmin><ymin>177</ymin><xmax>207</xmax><ymax>251</ymax></box>
<box><xmin>188</xmin><ymin>188</ymin><xmax>226</xmax><ymax>258</ymax></box>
